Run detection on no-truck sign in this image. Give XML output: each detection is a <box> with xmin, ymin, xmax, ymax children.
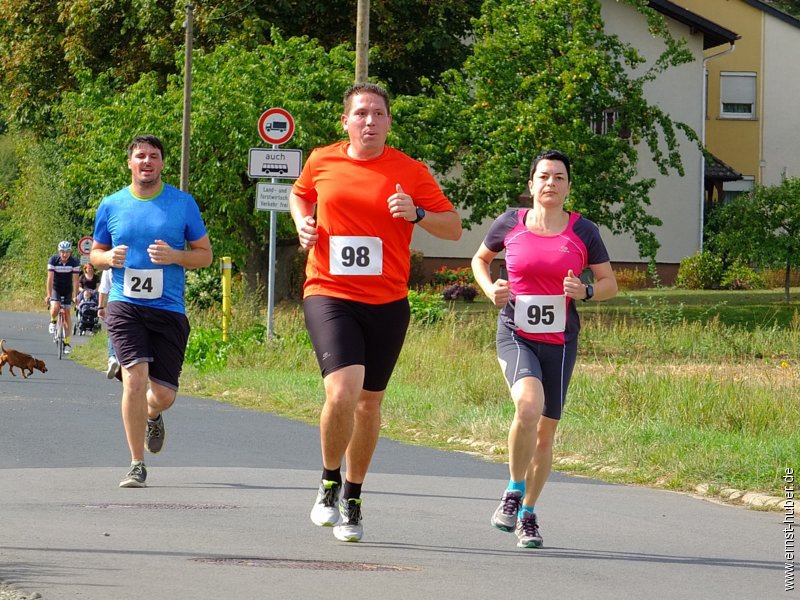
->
<box><xmin>257</xmin><ymin>108</ymin><xmax>295</xmax><ymax>145</ymax></box>
<box><xmin>78</xmin><ymin>236</ymin><xmax>93</xmax><ymax>255</ymax></box>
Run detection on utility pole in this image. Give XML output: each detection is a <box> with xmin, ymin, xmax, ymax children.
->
<box><xmin>180</xmin><ymin>2</ymin><xmax>194</xmax><ymax>192</ymax></box>
<box><xmin>355</xmin><ymin>0</ymin><xmax>369</xmax><ymax>82</ymax></box>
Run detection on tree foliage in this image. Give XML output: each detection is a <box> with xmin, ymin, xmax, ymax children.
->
<box><xmin>57</xmin><ymin>32</ymin><xmax>355</xmax><ymax>295</ymax></box>
<box><xmin>764</xmin><ymin>0</ymin><xmax>800</xmax><ymax>18</ymax></box>
<box><xmin>394</xmin><ymin>0</ymin><xmax>697</xmax><ymax>259</ymax></box>
<box><xmin>0</xmin><ymin>0</ymin><xmax>73</xmax><ymax>129</ymax></box>
<box><xmin>0</xmin><ymin>0</ymin><xmax>481</xmax><ymax>132</ymax></box>
<box><xmin>709</xmin><ymin>178</ymin><xmax>800</xmax><ymax>303</ymax></box>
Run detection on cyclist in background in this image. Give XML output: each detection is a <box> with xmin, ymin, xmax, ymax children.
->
<box><xmin>45</xmin><ymin>240</ymin><xmax>81</xmax><ymax>355</ymax></box>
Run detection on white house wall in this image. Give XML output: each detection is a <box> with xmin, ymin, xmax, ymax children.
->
<box><xmin>761</xmin><ymin>14</ymin><xmax>800</xmax><ymax>184</ymax></box>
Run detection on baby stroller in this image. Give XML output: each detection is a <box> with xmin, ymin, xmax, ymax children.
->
<box><xmin>74</xmin><ymin>296</ymin><xmax>101</xmax><ymax>335</ymax></box>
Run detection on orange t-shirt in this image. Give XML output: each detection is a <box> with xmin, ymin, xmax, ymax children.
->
<box><xmin>292</xmin><ymin>142</ymin><xmax>454</xmax><ymax>304</ymax></box>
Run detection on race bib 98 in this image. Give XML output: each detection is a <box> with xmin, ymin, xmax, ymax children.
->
<box><xmin>123</xmin><ymin>268</ymin><xmax>164</xmax><ymax>300</ymax></box>
<box><xmin>329</xmin><ymin>236</ymin><xmax>383</xmax><ymax>276</ymax></box>
<box><xmin>513</xmin><ymin>295</ymin><xmax>567</xmax><ymax>334</ymax></box>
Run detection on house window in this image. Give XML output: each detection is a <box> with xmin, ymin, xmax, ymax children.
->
<box><xmin>722</xmin><ymin>176</ymin><xmax>755</xmax><ymax>204</ymax></box>
<box><xmin>720</xmin><ymin>72</ymin><xmax>756</xmax><ymax>119</ymax></box>
<box><xmin>591</xmin><ymin>108</ymin><xmax>630</xmax><ymax>139</ymax></box>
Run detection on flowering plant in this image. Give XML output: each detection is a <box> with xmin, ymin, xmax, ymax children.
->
<box><xmin>442</xmin><ymin>284</ymin><xmax>479</xmax><ymax>302</ymax></box>
<box><xmin>432</xmin><ymin>266</ymin><xmax>475</xmax><ymax>286</ymax></box>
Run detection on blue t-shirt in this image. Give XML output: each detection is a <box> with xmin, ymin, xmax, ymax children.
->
<box><xmin>93</xmin><ymin>183</ymin><xmax>208</xmax><ymax>314</ymax></box>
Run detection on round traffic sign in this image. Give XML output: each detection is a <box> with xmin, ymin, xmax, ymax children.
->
<box><xmin>258</xmin><ymin>108</ymin><xmax>295</xmax><ymax>145</ymax></box>
<box><xmin>78</xmin><ymin>236</ymin><xmax>93</xmax><ymax>256</ymax></box>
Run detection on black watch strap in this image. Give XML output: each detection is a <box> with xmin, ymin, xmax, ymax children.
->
<box><xmin>411</xmin><ymin>206</ymin><xmax>426</xmax><ymax>224</ymax></box>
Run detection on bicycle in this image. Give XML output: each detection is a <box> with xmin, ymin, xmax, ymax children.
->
<box><xmin>52</xmin><ymin>296</ymin><xmax>68</xmax><ymax>360</ymax></box>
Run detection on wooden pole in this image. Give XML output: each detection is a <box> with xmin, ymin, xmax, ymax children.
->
<box><xmin>355</xmin><ymin>0</ymin><xmax>370</xmax><ymax>82</ymax></box>
<box><xmin>180</xmin><ymin>2</ymin><xmax>194</xmax><ymax>192</ymax></box>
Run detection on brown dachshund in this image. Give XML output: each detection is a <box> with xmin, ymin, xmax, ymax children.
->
<box><xmin>0</xmin><ymin>339</ymin><xmax>48</xmax><ymax>378</ymax></box>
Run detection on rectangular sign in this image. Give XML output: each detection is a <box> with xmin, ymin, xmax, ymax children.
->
<box><xmin>248</xmin><ymin>148</ymin><xmax>302</xmax><ymax>179</ymax></box>
<box><xmin>256</xmin><ymin>182</ymin><xmax>292</xmax><ymax>212</ymax></box>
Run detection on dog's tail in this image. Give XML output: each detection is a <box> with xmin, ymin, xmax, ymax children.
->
<box><xmin>0</xmin><ymin>339</ymin><xmax>5</xmax><ymax>352</ymax></box>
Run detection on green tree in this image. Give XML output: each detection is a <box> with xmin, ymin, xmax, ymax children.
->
<box><xmin>394</xmin><ymin>0</ymin><xmax>697</xmax><ymax>260</ymax></box>
<box><xmin>57</xmin><ymin>33</ymin><xmax>355</xmax><ymax>297</ymax></box>
<box><xmin>0</xmin><ymin>134</ymin><xmax>82</xmax><ymax>292</ymax></box>
<box><xmin>0</xmin><ymin>0</ymin><xmax>73</xmax><ymax>130</ymax></box>
<box><xmin>764</xmin><ymin>0</ymin><xmax>800</xmax><ymax>19</ymax></box>
<box><xmin>710</xmin><ymin>178</ymin><xmax>800</xmax><ymax>303</ymax></box>
<box><xmin>0</xmin><ymin>0</ymin><xmax>481</xmax><ymax>132</ymax></box>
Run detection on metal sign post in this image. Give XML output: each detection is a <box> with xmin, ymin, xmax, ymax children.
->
<box><xmin>252</xmin><ymin>108</ymin><xmax>298</xmax><ymax>340</ymax></box>
<box><xmin>267</xmin><ymin>147</ymin><xmax>278</xmax><ymax>340</ymax></box>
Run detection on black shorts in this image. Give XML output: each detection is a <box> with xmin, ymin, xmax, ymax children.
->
<box><xmin>303</xmin><ymin>295</ymin><xmax>410</xmax><ymax>392</ymax></box>
<box><xmin>495</xmin><ymin>322</ymin><xmax>578</xmax><ymax>420</ymax></box>
<box><xmin>106</xmin><ymin>301</ymin><xmax>191</xmax><ymax>390</ymax></box>
<box><xmin>52</xmin><ymin>289</ymin><xmax>74</xmax><ymax>307</ymax></box>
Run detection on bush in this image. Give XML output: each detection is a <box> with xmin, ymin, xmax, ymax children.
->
<box><xmin>675</xmin><ymin>252</ymin><xmax>724</xmax><ymax>290</ymax></box>
<box><xmin>442</xmin><ymin>283</ymin><xmax>479</xmax><ymax>302</ymax></box>
<box><xmin>185</xmin><ymin>323</ymin><xmax>267</xmax><ymax>371</ymax></box>
<box><xmin>185</xmin><ymin>267</ymin><xmax>223</xmax><ymax>309</ymax></box>
<box><xmin>721</xmin><ymin>260</ymin><xmax>766</xmax><ymax>290</ymax></box>
<box><xmin>615</xmin><ymin>267</ymin><xmax>649</xmax><ymax>291</ymax></box>
<box><xmin>408</xmin><ymin>249</ymin><xmax>426</xmax><ymax>288</ymax></box>
<box><xmin>762</xmin><ymin>268</ymin><xmax>800</xmax><ymax>288</ymax></box>
<box><xmin>408</xmin><ymin>289</ymin><xmax>448</xmax><ymax>324</ymax></box>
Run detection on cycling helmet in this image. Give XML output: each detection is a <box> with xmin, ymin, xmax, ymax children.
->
<box><xmin>57</xmin><ymin>240</ymin><xmax>72</xmax><ymax>252</ymax></box>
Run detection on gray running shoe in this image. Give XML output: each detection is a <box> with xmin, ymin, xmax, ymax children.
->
<box><xmin>491</xmin><ymin>490</ymin><xmax>522</xmax><ymax>532</ymax></box>
<box><xmin>119</xmin><ymin>462</ymin><xmax>147</xmax><ymax>488</ymax></box>
<box><xmin>333</xmin><ymin>498</ymin><xmax>363</xmax><ymax>542</ymax></box>
<box><xmin>145</xmin><ymin>415</ymin><xmax>165</xmax><ymax>454</ymax></box>
<box><xmin>63</xmin><ymin>344</ymin><xmax>72</xmax><ymax>355</ymax></box>
<box><xmin>106</xmin><ymin>357</ymin><xmax>120</xmax><ymax>379</ymax></box>
<box><xmin>515</xmin><ymin>510</ymin><xmax>543</xmax><ymax>548</ymax></box>
<box><xmin>310</xmin><ymin>480</ymin><xmax>341</xmax><ymax>526</ymax></box>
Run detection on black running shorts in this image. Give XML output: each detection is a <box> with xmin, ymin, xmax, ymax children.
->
<box><xmin>303</xmin><ymin>295</ymin><xmax>410</xmax><ymax>392</ymax></box>
<box><xmin>495</xmin><ymin>321</ymin><xmax>578</xmax><ymax>420</ymax></box>
<box><xmin>106</xmin><ymin>301</ymin><xmax>191</xmax><ymax>390</ymax></box>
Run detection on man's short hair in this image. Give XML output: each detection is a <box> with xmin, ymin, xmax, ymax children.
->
<box><xmin>529</xmin><ymin>149</ymin><xmax>571</xmax><ymax>182</ymax></box>
<box><xmin>128</xmin><ymin>135</ymin><xmax>165</xmax><ymax>161</ymax></box>
<box><xmin>343</xmin><ymin>83</ymin><xmax>391</xmax><ymax>115</ymax></box>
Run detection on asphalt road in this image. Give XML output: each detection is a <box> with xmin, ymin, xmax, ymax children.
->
<box><xmin>0</xmin><ymin>311</ymin><xmax>786</xmax><ymax>599</ymax></box>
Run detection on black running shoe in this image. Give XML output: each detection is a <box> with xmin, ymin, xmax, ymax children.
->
<box><xmin>119</xmin><ymin>462</ymin><xmax>147</xmax><ymax>488</ymax></box>
<box><xmin>145</xmin><ymin>415</ymin><xmax>165</xmax><ymax>454</ymax></box>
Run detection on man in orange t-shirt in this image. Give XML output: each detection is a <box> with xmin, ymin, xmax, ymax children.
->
<box><xmin>290</xmin><ymin>82</ymin><xmax>462</xmax><ymax>542</ymax></box>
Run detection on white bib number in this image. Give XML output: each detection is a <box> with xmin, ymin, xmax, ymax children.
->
<box><xmin>329</xmin><ymin>236</ymin><xmax>383</xmax><ymax>276</ymax></box>
<box><xmin>123</xmin><ymin>268</ymin><xmax>164</xmax><ymax>300</ymax></box>
<box><xmin>514</xmin><ymin>295</ymin><xmax>566</xmax><ymax>334</ymax></box>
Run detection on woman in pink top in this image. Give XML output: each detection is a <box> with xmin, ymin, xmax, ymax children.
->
<box><xmin>472</xmin><ymin>149</ymin><xmax>617</xmax><ymax>549</ymax></box>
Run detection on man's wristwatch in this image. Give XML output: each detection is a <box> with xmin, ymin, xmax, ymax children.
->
<box><xmin>411</xmin><ymin>206</ymin><xmax>426</xmax><ymax>224</ymax></box>
<box><xmin>582</xmin><ymin>284</ymin><xmax>594</xmax><ymax>302</ymax></box>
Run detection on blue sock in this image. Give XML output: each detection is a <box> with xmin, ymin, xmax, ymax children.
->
<box><xmin>519</xmin><ymin>504</ymin><xmax>535</xmax><ymax>518</ymax></box>
<box><xmin>507</xmin><ymin>479</ymin><xmax>525</xmax><ymax>494</ymax></box>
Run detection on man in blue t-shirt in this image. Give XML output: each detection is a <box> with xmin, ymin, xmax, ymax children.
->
<box><xmin>90</xmin><ymin>134</ymin><xmax>213</xmax><ymax>489</ymax></box>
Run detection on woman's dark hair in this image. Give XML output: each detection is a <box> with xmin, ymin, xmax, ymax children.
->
<box><xmin>529</xmin><ymin>149</ymin><xmax>571</xmax><ymax>181</ymax></box>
